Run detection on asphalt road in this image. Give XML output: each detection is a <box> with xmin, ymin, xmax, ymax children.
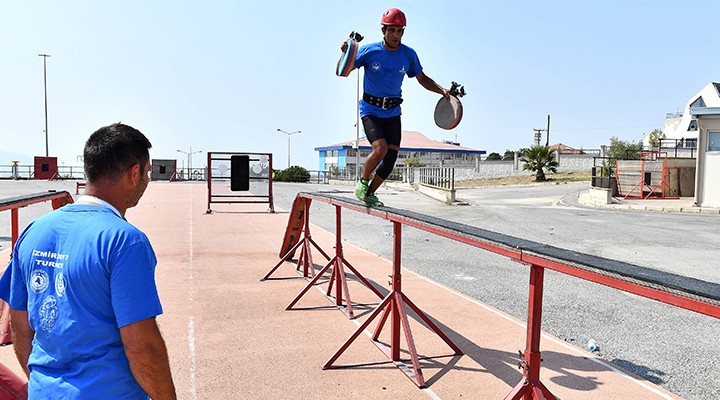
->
<box><xmin>2</xmin><ymin>180</ymin><xmax>718</xmax><ymax>399</ymax></box>
<box><xmin>270</xmin><ymin>181</ymin><xmax>719</xmax><ymax>400</ymax></box>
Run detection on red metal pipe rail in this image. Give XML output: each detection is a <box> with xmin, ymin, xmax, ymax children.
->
<box><xmin>1</xmin><ymin>191</ymin><xmax>74</xmax><ymax>251</ymax></box>
<box><xmin>269</xmin><ymin>192</ymin><xmax>720</xmax><ymax>398</ymax></box>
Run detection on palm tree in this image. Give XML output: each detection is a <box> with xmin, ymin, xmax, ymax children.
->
<box><xmin>520</xmin><ymin>145</ymin><xmax>559</xmax><ymax>182</ymax></box>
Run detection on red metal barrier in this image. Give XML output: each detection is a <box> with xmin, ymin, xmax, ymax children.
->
<box><xmin>284</xmin><ymin>204</ymin><xmax>384</xmax><ymax>319</ymax></box>
<box><xmin>261</xmin><ymin>198</ymin><xmax>330</xmax><ymax>281</ymax></box>
<box><xmin>266</xmin><ymin>192</ymin><xmax>720</xmax><ymax>396</ymax></box>
<box><xmin>322</xmin><ymin>219</ymin><xmax>463</xmax><ymax>387</ymax></box>
<box><xmin>1</xmin><ymin>191</ymin><xmax>74</xmax><ymax>251</ymax></box>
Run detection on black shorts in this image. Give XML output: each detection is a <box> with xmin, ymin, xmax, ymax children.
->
<box><xmin>361</xmin><ymin>115</ymin><xmax>402</xmax><ymax>147</ymax></box>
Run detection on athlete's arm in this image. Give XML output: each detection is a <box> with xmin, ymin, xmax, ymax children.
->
<box><xmin>120</xmin><ymin>317</ymin><xmax>177</xmax><ymax>400</ymax></box>
<box><xmin>416</xmin><ymin>72</ymin><xmax>449</xmax><ymax>97</ymax></box>
<box><xmin>9</xmin><ymin>309</ymin><xmax>33</xmax><ymax>378</ymax></box>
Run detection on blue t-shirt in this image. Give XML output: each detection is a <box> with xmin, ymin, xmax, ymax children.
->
<box><xmin>0</xmin><ymin>204</ymin><xmax>163</xmax><ymax>399</ymax></box>
<box><xmin>355</xmin><ymin>41</ymin><xmax>423</xmax><ymax>118</ymax></box>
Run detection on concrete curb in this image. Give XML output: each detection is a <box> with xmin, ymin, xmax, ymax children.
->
<box><xmin>578</xmin><ymin>190</ymin><xmax>720</xmax><ymax>214</ymax></box>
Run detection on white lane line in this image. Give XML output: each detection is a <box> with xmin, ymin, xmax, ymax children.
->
<box><xmin>188</xmin><ymin>186</ymin><xmax>197</xmax><ymax>400</ymax></box>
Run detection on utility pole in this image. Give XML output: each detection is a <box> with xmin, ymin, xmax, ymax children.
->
<box><xmin>533</xmin><ymin>128</ymin><xmax>544</xmax><ymax>146</ymax></box>
<box><xmin>355</xmin><ymin>68</ymin><xmax>361</xmax><ymax>180</ymax></box>
<box><xmin>546</xmin><ymin>114</ymin><xmax>551</xmax><ymax>147</ymax></box>
<box><xmin>38</xmin><ymin>53</ymin><xmax>51</xmax><ymax>156</ymax></box>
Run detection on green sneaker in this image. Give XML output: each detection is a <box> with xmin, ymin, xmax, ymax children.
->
<box><xmin>355</xmin><ymin>179</ymin><xmax>368</xmax><ymax>201</ymax></box>
<box><xmin>363</xmin><ymin>192</ymin><xmax>384</xmax><ymax>207</ymax></box>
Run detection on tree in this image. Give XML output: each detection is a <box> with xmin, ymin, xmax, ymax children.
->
<box><xmin>647</xmin><ymin>129</ymin><xmax>666</xmax><ymax>147</ymax></box>
<box><xmin>485</xmin><ymin>152</ymin><xmax>502</xmax><ymax>161</ymax></box>
<box><xmin>404</xmin><ymin>157</ymin><xmax>423</xmax><ymax>167</ymax></box>
<box><xmin>608</xmin><ymin>136</ymin><xmax>643</xmax><ymax>160</ymax></box>
<box><xmin>520</xmin><ymin>145</ymin><xmax>559</xmax><ymax>182</ymax></box>
<box><xmin>502</xmin><ymin>150</ymin><xmax>516</xmax><ymax>161</ymax></box>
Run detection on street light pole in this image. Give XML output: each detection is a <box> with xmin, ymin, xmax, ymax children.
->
<box><xmin>38</xmin><ymin>53</ymin><xmax>51</xmax><ymax>157</ymax></box>
<box><xmin>276</xmin><ymin>128</ymin><xmax>301</xmax><ymax>168</ymax></box>
<box><xmin>355</xmin><ymin>68</ymin><xmax>361</xmax><ymax>180</ymax></box>
<box><xmin>177</xmin><ymin>147</ymin><xmax>202</xmax><ymax>180</ymax></box>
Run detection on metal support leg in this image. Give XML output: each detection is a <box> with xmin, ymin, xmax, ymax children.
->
<box><xmin>261</xmin><ymin>200</ymin><xmax>330</xmax><ymax>281</ymax></box>
<box><xmin>505</xmin><ymin>264</ymin><xmax>557</xmax><ymax>400</ymax></box>
<box><xmin>287</xmin><ymin>205</ymin><xmax>383</xmax><ymax>319</ymax></box>
<box><xmin>323</xmin><ymin>221</ymin><xmax>463</xmax><ymax>388</ymax></box>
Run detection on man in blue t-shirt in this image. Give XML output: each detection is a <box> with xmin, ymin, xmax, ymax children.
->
<box><xmin>0</xmin><ymin>123</ymin><xmax>176</xmax><ymax>399</ymax></box>
<box><xmin>341</xmin><ymin>8</ymin><xmax>450</xmax><ymax>206</ymax></box>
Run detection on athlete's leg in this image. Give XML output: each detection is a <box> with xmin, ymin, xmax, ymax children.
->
<box><xmin>360</xmin><ymin>115</ymin><xmax>389</xmax><ymax>181</ymax></box>
<box><xmin>362</xmin><ymin>139</ymin><xmax>388</xmax><ymax>181</ymax></box>
<box><xmin>368</xmin><ymin>144</ymin><xmax>398</xmax><ymax>194</ymax></box>
<box><xmin>367</xmin><ymin>116</ymin><xmax>402</xmax><ymax>196</ymax></box>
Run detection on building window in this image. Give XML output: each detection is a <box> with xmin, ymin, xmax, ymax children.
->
<box><xmin>708</xmin><ymin>131</ymin><xmax>720</xmax><ymax>152</ymax></box>
<box><xmin>690</xmin><ymin>96</ymin><xmax>706</xmax><ymax>108</ymax></box>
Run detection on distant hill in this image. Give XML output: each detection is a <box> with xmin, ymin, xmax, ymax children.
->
<box><xmin>0</xmin><ymin>150</ymin><xmax>32</xmax><ymax>165</ymax></box>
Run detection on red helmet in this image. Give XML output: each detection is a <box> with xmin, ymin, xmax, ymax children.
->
<box><xmin>381</xmin><ymin>8</ymin><xmax>406</xmax><ymax>27</ymax></box>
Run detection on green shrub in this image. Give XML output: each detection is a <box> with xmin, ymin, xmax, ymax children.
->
<box><xmin>275</xmin><ymin>166</ymin><xmax>310</xmax><ymax>182</ymax></box>
<box><xmin>485</xmin><ymin>152</ymin><xmax>502</xmax><ymax>161</ymax></box>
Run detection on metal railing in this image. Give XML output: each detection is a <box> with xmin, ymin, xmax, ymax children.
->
<box><xmin>558</xmin><ymin>148</ymin><xmax>602</xmax><ymax>156</ymax></box>
<box><xmin>326</xmin><ymin>165</ymin><xmax>457</xmax><ymax>192</ymax></box>
<box><xmin>0</xmin><ymin>164</ymin><xmax>85</xmax><ymax>180</ymax></box>
<box><xmin>173</xmin><ymin>167</ymin><xmax>207</xmax><ymax>181</ymax></box>
<box><xmin>416</xmin><ymin>167</ymin><xmax>454</xmax><ymax>190</ymax></box>
<box><xmin>649</xmin><ymin>138</ymin><xmax>697</xmax><ymax>158</ymax></box>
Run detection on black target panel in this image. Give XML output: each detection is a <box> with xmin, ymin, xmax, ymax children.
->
<box><xmin>231</xmin><ymin>155</ymin><xmax>250</xmax><ymax>191</ymax></box>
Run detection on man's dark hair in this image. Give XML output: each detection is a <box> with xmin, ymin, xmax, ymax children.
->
<box><xmin>83</xmin><ymin>123</ymin><xmax>152</xmax><ymax>182</ymax></box>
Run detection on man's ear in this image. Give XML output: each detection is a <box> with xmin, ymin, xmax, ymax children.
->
<box><xmin>128</xmin><ymin>162</ymin><xmax>142</xmax><ymax>184</ymax></box>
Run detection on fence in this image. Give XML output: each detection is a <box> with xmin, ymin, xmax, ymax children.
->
<box><xmin>415</xmin><ymin>167</ymin><xmax>454</xmax><ymax>190</ymax></box>
<box><xmin>0</xmin><ymin>164</ymin><xmax>85</xmax><ymax>180</ymax></box>
<box><xmin>590</xmin><ymin>157</ymin><xmax>618</xmax><ymax>194</ymax></box>
<box><xmin>650</xmin><ymin>138</ymin><xmax>698</xmax><ymax>159</ymax></box>
<box><xmin>173</xmin><ymin>167</ymin><xmax>207</xmax><ymax>181</ymax></box>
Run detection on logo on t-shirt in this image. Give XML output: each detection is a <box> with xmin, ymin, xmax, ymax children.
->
<box><xmin>55</xmin><ymin>273</ymin><xmax>66</xmax><ymax>297</ymax></box>
<box><xmin>399</xmin><ymin>66</ymin><xmax>406</xmax><ymax>75</ymax></box>
<box><xmin>40</xmin><ymin>295</ymin><xmax>58</xmax><ymax>333</ymax></box>
<box><xmin>371</xmin><ymin>62</ymin><xmax>381</xmax><ymax>72</ymax></box>
<box><xmin>31</xmin><ymin>269</ymin><xmax>49</xmax><ymax>293</ymax></box>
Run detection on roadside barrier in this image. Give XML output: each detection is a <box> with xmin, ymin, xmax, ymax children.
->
<box><xmin>265</xmin><ymin>192</ymin><xmax>720</xmax><ymax>398</ymax></box>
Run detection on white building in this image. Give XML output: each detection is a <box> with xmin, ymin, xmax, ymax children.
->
<box><xmin>690</xmin><ymin>106</ymin><xmax>720</xmax><ymax>207</ymax></box>
<box><xmin>657</xmin><ymin>82</ymin><xmax>720</xmax><ymax>148</ymax></box>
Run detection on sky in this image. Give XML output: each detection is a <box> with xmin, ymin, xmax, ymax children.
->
<box><xmin>1</xmin><ymin>0</ymin><xmax>718</xmax><ymax>170</ymax></box>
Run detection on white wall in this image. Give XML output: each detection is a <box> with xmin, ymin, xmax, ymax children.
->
<box><xmin>696</xmin><ymin>118</ymin><xmax>720</xmax><ymax>207</ymax></box>
<box><xmin>454</xmin><ymin>154</ymin><xmax>596</xmax><ymax>181</ymax></box>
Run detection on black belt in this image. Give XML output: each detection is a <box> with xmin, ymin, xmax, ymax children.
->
<box><xmin>363</xmin><ymin>93</ymin><xmax>403</xmax><ymax>109</ymax></box>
